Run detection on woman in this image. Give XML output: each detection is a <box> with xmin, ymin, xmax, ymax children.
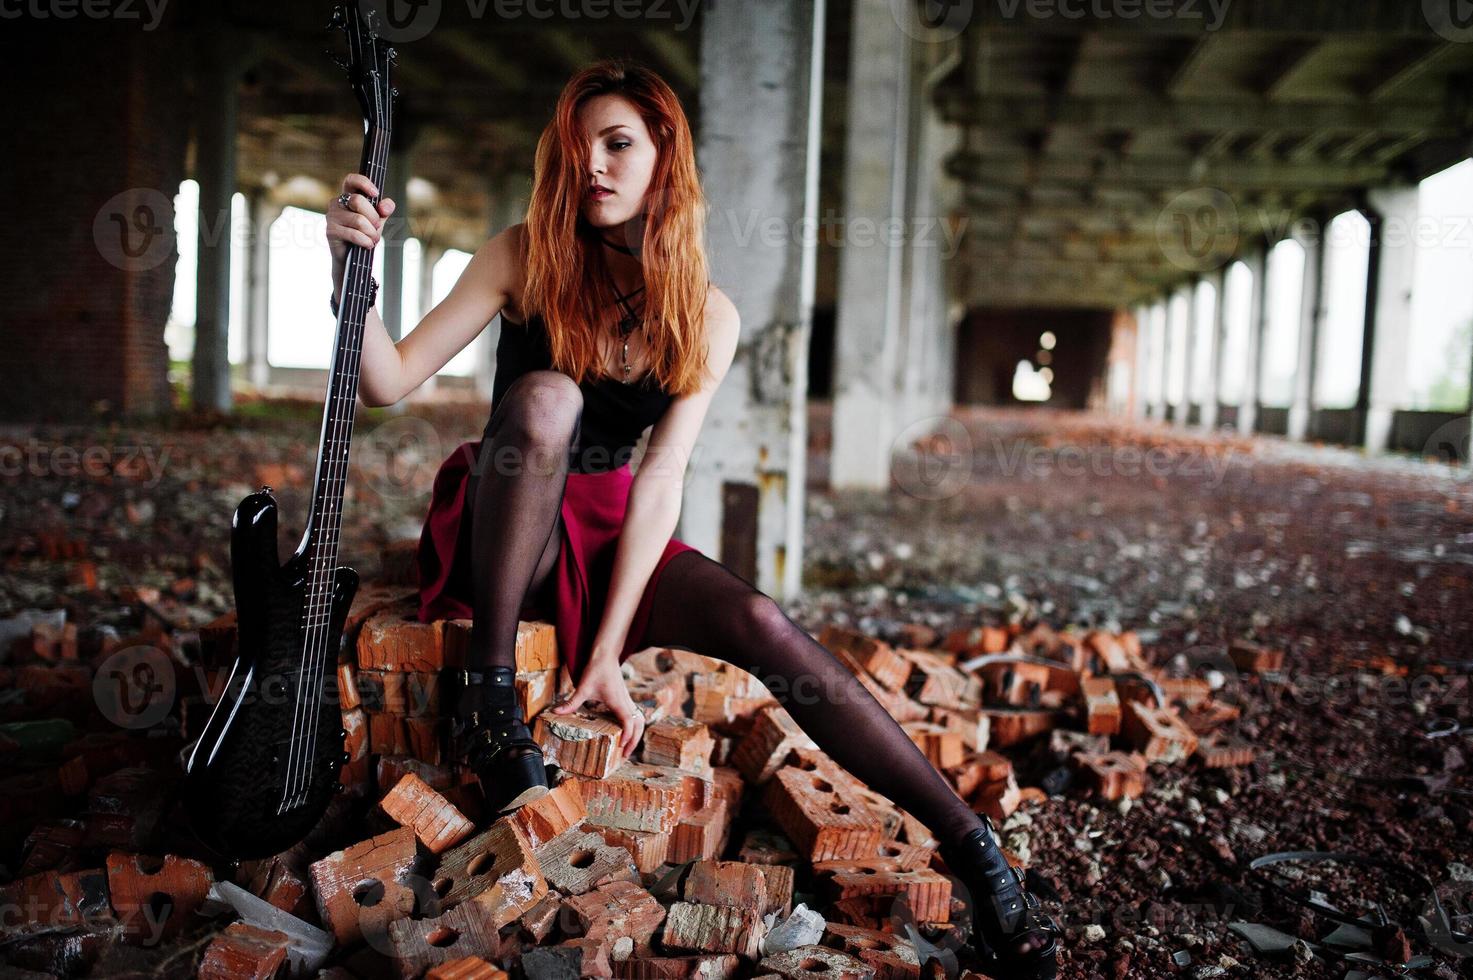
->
<box><xmin>327</xmin><ymin>59</ymin><xmax>1059</xmax><ymax>978</ymax></box>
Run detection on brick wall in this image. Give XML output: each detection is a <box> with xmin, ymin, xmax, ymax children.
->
<box><xmin>0</xmin><ymin>29</ymin><xmax>189</xmax><ymax>420</ymax></box>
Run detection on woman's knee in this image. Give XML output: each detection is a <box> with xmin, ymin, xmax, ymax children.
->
<box><xmin>732</xmin><ymin>589</ymin><xmax>794</xmax><ymax>645</ymax></box>
<box><xmin>493</xmin><ymin>371</ymin><xmax>583</xmax><ymax>462</ymax></box>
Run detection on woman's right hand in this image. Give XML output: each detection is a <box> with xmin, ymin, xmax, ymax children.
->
<box><xmin>550</xmin><ymin>654</ymin><xmax>647</xmax><ymax>761</ymax></box>
<box><xmin>326</xmin><ymin>172</ymin><xmax>395</xmax><ymax>268</ymax></box>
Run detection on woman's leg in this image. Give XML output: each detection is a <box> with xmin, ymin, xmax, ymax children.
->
<box><xmin>639</xmin><ymin>551</ymin><xmax>986</xmax><ymax>849</ymax></box>
<box><xmin>462</xmin><ymin>370</ymin><xmax>582</xmax><ymax>672</ymax></box>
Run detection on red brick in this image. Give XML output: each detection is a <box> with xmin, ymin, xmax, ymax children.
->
<box><xmin>641</xmin><ymin>716</ymin><xmax>716</xmax><ymax>774</ymax></box>
<box><xmin>198</xmin><ymin>923</ymin><xmax>289</xmax><ymax>980</ymax></box>
<box><xmin>564</xmin><ymin>878</ymin><xmax>667</xmax><ymax>957</ymax></box>
<box><xmin>1121</xmin><ymin>701</ymin><xmax>1199</xmax><ymax>764</ymax></box>
<box><xmin>309</xmin><ymin>826</ymin><xmax>418</xmax><ymax>947</ymax></box>
<box><xmin>105</xmin><ymin>852</ymin><xmax>213</xmax><ymax>943</ymax></box>
<box><xmin>1081</xmin><ymin>676</ymin><xmax>1122</xmax><ymax>736</ymax></box>
<box><xmin>661</xmin><ymin>901</ymin><xmax>765</xmax><ymax>960</ymax></box>
<box><xmin>431</xmin><ymin>819</ymin><xmax>548</xmax><ymax>928</ymax></box>
<box><xmin>359</xmin><ymin>606</ymin><xmax>451</xmax><ymax>672</ymax></box>
<box><xmin>379</xmin><ymin>773</ymin><xmax>476</xmax><ymax>854</ymax></box>
<box><xmin>764</xmin><ymin>767</ymin><xmax>884</xmax><ymax>862</ymax></box>
<box><xmin>1076</xmin><ymin>751</ymin><xmax>1148</xmax><ymax>800</ymax></box>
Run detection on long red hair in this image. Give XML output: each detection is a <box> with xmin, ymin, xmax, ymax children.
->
<box><xmin>521</xmin><ymin>59</ymin><xmax>711</xmax><ymax>396</ymax></box>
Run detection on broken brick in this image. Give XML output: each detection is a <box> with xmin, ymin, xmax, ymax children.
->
<box><xmin>424</xmin><ymin>956</ymin><xmax>509</xmax><ymax>980</ymax></box>
<box><xmin>198</xmin><ymin>923</ymin><xmax>290</xmax><ymax>980</ymax></box>
<box><xmin>641</xmin><ymin>716</ymin><xmax>716</xmax><ymax>774</ymax></box>
<box><xmin>730</xmin><ymin>704</ymin><xmax>816</xmax><ymax>785</ymax></box>
<box><xmin>379</xmin><ymin>772</ymin><xmax>476</xmax><ymax>854</ymax></box>
<box><xmin>1076</xmin><ymin>751</ymin><xmax>1148</xmax><ymax>801</ymax></box>
<box><xmin>581</xmin><ymin>762</ymin><xmax>700</xmax><ymax>834</ymax></box>
<box><xmin>765</xmin><ymin>767</ymin><xmax>883</xmax><ymax>862</ymax></box>
<box><xmin>533</xmin><ymin>711</ymin><xmax>624</xmax><ymax>779</ymax></box>
<box><xmin>592</xmin><ymin>826</ymin><xmax>671</xmax><ymax>875</ymax></box>
<box><xmin>359</xmin><ymin>607</ymin><xmax>451</xmax><ymax>672</ymax></box>
<box><xmin>388</xmin><ymin>901</ymin><xmax>504</xmax><ymax>977</ymax></box>
<box><xmin>1195</xmin><ymin>731</ymin><xmax>1255</xmax><ymax>769</ymax></box>
<box><xmin>507</xmin><ymin>780</ymin><xmax>587</xmax><ymax>850</ymax></box>
<box><xmin>1081</xmin><ymin>676</ymin><xmax>1122</xmax><ymax>736</ymax></box>
<box><xmin>536</xmin><ymin>828</ymin><xmax>638</xmax><ymax>894</ymax></box>
<box><xmin>1121</xmin><ymin>701</ymin><xmax>1200</xmax><ymax>764</ymax></box>
<box><xmin>819</xmin><ymin>625</ymin><xmax>913</xmax><ymax>692</ymax></box>
<box><xmin>564</xmin><ymin>878</ymin><xmax>667</xmax><ymax>957</ymax></box>
<box><xmin>661</xmin><ymin>901</ymin><xmax>766</xmax><ymax>960</ymax></box>
<box><xmin>758</xmin><ymin>943</ymin><xmax>874</xmax><ymax>978</ymax></box>
<box><xmin>309</xmin><ymin>826</ymin><xmax>418</xmax><ymax>947</ymax></box>
<box><xmin>822</xmin><ymin>921</ymin><xmax>923</xmax><ymax>976</ymax></box>
<box><xmin>431</xmin><ymin>819</ymin><xmax>547</xmax><ymax>928</ymax></box>
<box><xmin>105</xmin><ymin>852</ymin><xmax>212</xmax><ymax>944</ymax></box>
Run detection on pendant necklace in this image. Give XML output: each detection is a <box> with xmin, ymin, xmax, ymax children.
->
<box><xmin>601</xmin><ymin>233</ymin><xmax>646</xmax><ymax>384</ymax></box>
<box><xmin>608</xmin><ymin>275</ymin><xmax>646</xmax><ymax>384</ymax></box>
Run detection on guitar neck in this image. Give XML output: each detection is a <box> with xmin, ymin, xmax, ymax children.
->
<box><xmin>305</xmin><ymin>123</ymin><xmax>391</xmax><ymax>569</ymax></box>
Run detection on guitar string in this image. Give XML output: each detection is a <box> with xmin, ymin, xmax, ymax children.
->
<box><xmin>283</xmin><ymin>115</ymin><xmax>388</xmax><ymax>811</ymax></box>
<box><xmin>296</xmin><ymin>127</ymin><xmax>386</xmax><ymax>806</ymax></box>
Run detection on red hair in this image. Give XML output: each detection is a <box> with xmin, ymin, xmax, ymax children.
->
<box><xmin>521</xmin><ymin>59</ymin><xmax>711</xmax><ymax>396</ymax></box>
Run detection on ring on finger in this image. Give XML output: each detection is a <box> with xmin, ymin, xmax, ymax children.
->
<box><xmin>336</xmin><ymin>191</ymin><xmax>354</xmax><ymax>209</ymax></box>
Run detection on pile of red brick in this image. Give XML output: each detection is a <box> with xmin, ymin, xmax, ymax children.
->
<box><xmin>0</xmin><ymin>562</ymin><xmax>1266</xmax><ymax>977</ymax></box>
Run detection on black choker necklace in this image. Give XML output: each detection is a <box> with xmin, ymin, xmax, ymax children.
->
<box><xmin>600</xmin><ymin>233</ymin><xmax>636</xmax><ymax>256</ymax></box>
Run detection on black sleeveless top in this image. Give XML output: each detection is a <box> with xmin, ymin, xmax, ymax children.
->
<box><xmin>489</xmin><ymin>311</ymin><xmax>674</xmax><ymax>474</ymax></box>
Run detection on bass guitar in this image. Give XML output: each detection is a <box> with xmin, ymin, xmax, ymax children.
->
<box><xmin>182</xmin><ymin>0</ymin><xmax>397</xmax><ymax>859</ymax></box>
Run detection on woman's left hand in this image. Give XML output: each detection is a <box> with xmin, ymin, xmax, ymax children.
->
<box><xmin>551</xmin><ymin>651</ymin><xmax>645</xmax><ymax>760</ymax></box>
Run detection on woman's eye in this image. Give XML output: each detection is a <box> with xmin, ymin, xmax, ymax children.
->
<box><xmin>611</xmin><ymin>141</ymin><xmax>631</xmax><ymax>151</ymax></box>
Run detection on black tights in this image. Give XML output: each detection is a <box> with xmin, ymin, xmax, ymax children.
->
<box><xmin>464</xmin><ymin>371</ymin><xmax>985</xmax><ymax>849</ymax></box>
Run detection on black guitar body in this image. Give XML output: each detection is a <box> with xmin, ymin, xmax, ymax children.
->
<box><xmin>183</xmin><ymin>489</ymin><xmax>359</xmax><ymax>859</ymax></box>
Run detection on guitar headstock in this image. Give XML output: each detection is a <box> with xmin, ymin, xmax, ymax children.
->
<box><xmin>327</xmin><ymin>0</ymin><xmax>398</xmax><ymax>133</ymax></box>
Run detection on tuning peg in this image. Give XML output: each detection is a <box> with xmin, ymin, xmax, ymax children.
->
<box><xmin>327</xmin><ymin>5</ymin><xmax>344</xmax><ymax>28</ymax></box>
<box><xmin>387</xmin><ymin>47</ymin><xmax>398</xmax><ymax>63</ymax></box>
<box><xmin>390</xmin><ymin>87</ymin><xmax>399</xmax><ymax>99</ymax></box>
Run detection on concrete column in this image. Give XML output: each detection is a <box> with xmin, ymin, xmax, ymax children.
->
<box><xmin>1360</xmin><ymin>187</ymin><xmax>1419</xmax><ymax>453</ymax></box>
<box><xmin>1199</xmin><ymin>268</ymin><xmax>1227</xmax><ymax>432</ymax></box>
<box><xmin>244</xmin><ymin>192</ymin><xmax>282</xmax><ymax>391</ymax></box>
<box><xmin>191</xmin><ymin>32</ymin><xmax>253</xmax><ymax>413</ymax></box>
<box><xmin>897</xmin><ymin>40</ymin><xmax>960</xmax><ymax>430</ymax></box>
<box><xmin>831</xmin><ymin>0</ymin><xmax>912</xmax><ymax>490</ymax></box>
<box><xmin>689</xmin><ymin>0</ymin><xmax>825</xmax><ymax>599</ymax></box>
<box><xmin>1154</xmin><ymin>302</ymin><xmax>1166</xmax><ymax>415</ymax></box>
<box><xmin>1132</xmin><ymin>305</ymin><xmax>1151</xmax><ymax>420</ymax></box>
<box><xmin>1288</xmin><ymin>223</ymin><xmax>1327</xmax><ymax>441</ymax></box>
<box><xmin>380</xmin><ymin>132</ymin><xmax>418</xmax><ymax>343</ymax></box>
<box><xmin>1239</xmin><ymin>246</ymin><xmax>1268</xmax><ymax>435</ymax></box>
<box><xmin>1175</xmin><ymin>288</ymin><xmax>1196</xmax><ymax>425</ymax></box>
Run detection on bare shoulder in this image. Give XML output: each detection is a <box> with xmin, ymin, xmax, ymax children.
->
<box><xmin>470</xmin><ymin>221</ymin><xmax>529</xmax><ymax>317</ymax></box>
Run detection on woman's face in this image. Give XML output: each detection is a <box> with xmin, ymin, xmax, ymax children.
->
<box><xmin>577</xmin><ymin>93</ymin><xmax>657</xmax><ymax>230</ymax></box>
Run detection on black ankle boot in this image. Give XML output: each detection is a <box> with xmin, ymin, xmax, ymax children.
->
<box><xmin>447</xmin><ymin>665</ymin><xmax>550</xmax><ymax>815</ymax></box>
<box><xmin>936</xmin><ymin>815</ymin><xmax>1060</xmax><ymax>979</ymax></box>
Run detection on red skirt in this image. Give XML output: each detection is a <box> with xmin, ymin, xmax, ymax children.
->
<box><xmin>416</xmin><ymin>439</ymin><xmax>698</xmax><ymax>684</ymax></box>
